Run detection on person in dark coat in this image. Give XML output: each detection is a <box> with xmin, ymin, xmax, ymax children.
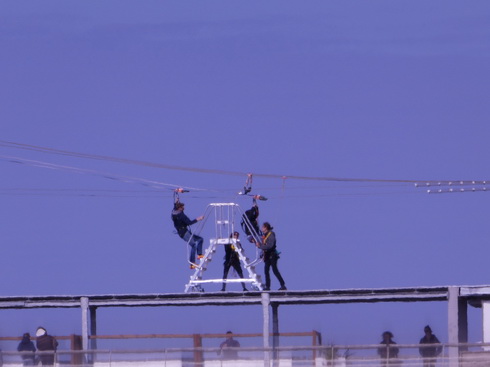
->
<box><xmin>377</xmin><ymin>331</ymin><xmax>399</xmax><ymax>366</ymax></box>
<box><xmin>241</xmin><ymin>203</ymin><xmax>260</xmax><ymax>242</ymax></box>
<box><xmin>419</xmin><ymin>325</ymin><xmax>442</xmax><ymax>367</ymax></box>
<box><xmin>219</xmin><ymin>331</ymin><xmax>241</xmax><ymax>360</ymax></box>
<box><xmin>17</xmin><ymin>333</ymin><xmax>36</xmax><ymax>366</ymax></box>
<box><xmin>171</xmin><ymin>201</ymin><xmax>204</xmax><ymax>268</ymax></box>
<box><xmin>35</xmin><ymin>327</ymin><xmax>58</xmax><ymax>366</ymax></box>
<box><xmin>256</xmin><ymin>222</ymin><xmax>286</xmax><ymax>291</ymax></box>
<box><xmin>221</xmin><ymin>232</ymin><xmax>248</xmax><ymax>292</ymax></box>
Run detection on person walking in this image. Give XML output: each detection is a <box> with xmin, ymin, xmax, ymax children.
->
<box><xmin>256</xmin><ymin>222</ymin><xmax>286</xmax><ymax>291</ymax></box>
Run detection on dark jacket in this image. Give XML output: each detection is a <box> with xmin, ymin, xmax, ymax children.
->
<box><xmin>36</xmin><ymin>334</ymin><xmax>58</xmax><ymax>352</ymax></box>
<box><xmin>419</xmin><ymin>334</ymin><xmax>442</xmax><ymax>357</ymax></box>
<box><xmin>378</xmin><ymin>341</ymin><xmax>399</xmax><ymax>359</ymax></box>
<box><xmin>220</xmin><ymin>338</ymin><xmax>240</xmax><ymax>359</ymax></box>
<box><xmin>258</xmin><ymin>231</ymin><xmax>278</xmax><ymax>261</ymax></box>
<box><xmin>171</xmin><ymin>208</ymin><xmax>197</xmax><ymax>238</ymax></box>
<box><xmin>36</xmin><ymin>334</ymin><xmax>58</xmax><ymax>366</ymax></box>
<box><xmin>18</xmin><ymin>335</ymin><xmax>36</xmax><ymax>363</ymax></box>
<box><xmin>224</xmin><ymin>242</ymin><xmax>241</xmax><ymax>266</ymax></box>
<box><xmin>17</xmin><ymin>336</ymin><xmax>36</xmax><ymax>353</ymax></box>
<box><xmin>242</xmin><ymin>206</ymin><xmax>260</xmax><ymax>236</ymax></box>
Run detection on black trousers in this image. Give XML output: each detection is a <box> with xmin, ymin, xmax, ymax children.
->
<box><xmin>264</xmin><ymin>255</ymin><xmax>285</xmax><ymax>289</ymax></box>
<box><xmin>222</xmin><ymin>260</ymin><xmax>246</xmax><ymax>290</ymax></box>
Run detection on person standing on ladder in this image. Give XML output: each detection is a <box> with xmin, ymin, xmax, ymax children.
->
<box><xmin>256</xmin><ymin>222</ymin><xmax>287</xmax><ymax>291</ymax></box>
<box><xmin>171</xmin><ymin>201</ymin><xmax>204</xmax><ymax>268</ymax></box>
<box><xmin>221</xmin><ymin>232</ymin><xmax>248</xmax><ymax>292</ymax></box>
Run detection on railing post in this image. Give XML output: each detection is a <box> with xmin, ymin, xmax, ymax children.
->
<box><xmin>193</xmin><ymin>333</ymin><xmax>203</xmax><ymax>366</ymax></box>
<box><xmin>70</xmin><ymin>334</ymin><xmax>83</xmax><ymax>365</ymax></box>
<box><xmin>448</xmin><ymin>286</ymin><xmax>467</xmax><ymax>367</ymax></box>
<box><xmin>90</xmin><ymin>306</ymin><xmax>98</xmax><ymax>352</ymax></box>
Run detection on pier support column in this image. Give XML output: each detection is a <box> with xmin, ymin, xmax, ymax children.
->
<box><xmin>262</xmin><ymin>292</ymin><xmax>271</xmax><ymax>367</ymax></box>
<box><xmin>272</xmin><ymin>303</ymin><xmax>279</xmax><ymax>363</ymax></box>
<box><xmin>90</xmin><ymin>306</ymin><xmax>98</xmax><ymax>351</ymax></box>
<box><xmin>482</xmin><ymin>301</ymin><xmax>490</xmax><ymax>348</ymax></box>
<box><xmin>81</xmin><ymin>297</ymin><xmax>89</xmax><ymax>351</ymax></box>
<box><xmin>448</xmin><ymin>287</ymin><xmax>468</xmax><ymax>367</ymax></box>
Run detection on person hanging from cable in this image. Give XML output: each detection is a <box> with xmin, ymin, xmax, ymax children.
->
<box><xmin>256</xmin><ymin>222</ymin><xmax>287</xmax><ymax>291</ymax></box>
<box><xmin>241</xmin><ymin>193</ymin><xmax>267</xmax><ymax>244</ymax></box>
<box><xmin>171</xmin><ymin>189</ymin><xmax>204</xmax><ymax>269</ymax></box>
<box><xmin>221</xmin><ymin>231</ymin><xmax>248</xmax><ymax>292</ymax></box>
<box><xmin>241</xmin><ymin>199</ymin><xmax>260</xmax><ymax>242</ymax></box>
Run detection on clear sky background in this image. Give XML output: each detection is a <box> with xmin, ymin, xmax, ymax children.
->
<box><xmin>1</xmin><ymin>0</ymin><xmax>490</xmax><ymax>352</ymax></box>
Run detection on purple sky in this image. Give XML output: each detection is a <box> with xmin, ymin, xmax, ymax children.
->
<box><xmin>1</xmin><ymin>0</ymin><xmax>490</xmax><ymax>351</ymax></box>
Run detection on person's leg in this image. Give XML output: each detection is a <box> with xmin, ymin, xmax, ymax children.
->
<box><xmin>194</xmin><ymin>234</ymin><xmax>203</xmax><ymax>257</ymax></box>
<box><xmin>182</xmin><ymin>231</ymin><xmax>196</xmax><ymax>263</ymax></box>
<box><xmin>232</xmin><ymin>262</ymin><xmax>244</xmax><ymax>278</ymax></box>
<box><xmin>264</xmin><ymin>261</ymin><xmax>271</xmax><ymax>290</ymax></box>
<box><xmin>270</xmin><ymin>257</ymin><xmax>286</xmax><ymax>289</ymax></box>
<box><xmin>232</xmin><ymin>262</ymin><xmax>248</xmax><ymax>291</ymax></box>
<box><xmin>222</xmin><ymin>262</ymin><xmax>231</xmax><ymax>291</ymax></box>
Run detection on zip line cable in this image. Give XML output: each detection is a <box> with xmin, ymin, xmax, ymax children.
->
<box><xmin>1</xmin><ymin>141</ymin><xmax>489</xmax><ymax>196</ymax></box>
<box><xmin>0</xmin><ymin>156</ymin><xmax>424</xmax><ymax>199</ymax></box>
<box><xmin>0</xmin><ymin>155</ymin><xmax>208</xmax><ymax>193</ymax></box>
<box><xmin>2</xmin><ymin>140</ymin><xmax>482</xmax><ymax>186</ymax></box>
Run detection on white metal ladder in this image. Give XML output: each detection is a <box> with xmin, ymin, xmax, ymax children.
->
<box><xmin>184</xmin><ymin>203</ymin><xmax>263</xmax><ymax>293</ymax></box>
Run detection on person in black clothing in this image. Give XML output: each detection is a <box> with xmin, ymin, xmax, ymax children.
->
<box><xmin>377</xmin><ymin>331</ymin><xmax>399</xmax><ymax>366</ymax></box>
<box><xmin>256</xmin><ymin>222</ymin><xmax>286</xmax><ymax>291</ymax></box>
<box><xmin>419</xmin><ymin>325</ymin><xmax>442</xmax><ymax>367</ymax></box>
<box><xmin>242</xmin><ymin>203</ymin><xmax>260</xmax><ymax>242</ymax></box>
<box><xmin>219</xmin><ymin>331</ymin><xmax>241</xmax><ymax>360</ymax></box>
<box><xmin>35</xmin><ymin>327</ymin><xmax>58</xmax><ymax>366</ymax></box>
<box><xmin>171</xmin><ymin>201</ymin><xmax>204</xmax><ymax>267</ymax></box>
<box><xmin>221</xmin><ymin>232</ymin><xmax>248</xmax><ymax>292</ymax></box>
<box><xmin>17</xmin><ymin>333</ymin><xmax>36</xmax><ymax>366</ymax></box>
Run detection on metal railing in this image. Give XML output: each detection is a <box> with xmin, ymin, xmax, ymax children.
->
<box><xmin>1</xmin><ymin>345</ymin><xmax>490</xmax><ymax>367</ymax></box>
<box><xmin>3</xmin><ymin>338</ymin><xmax>490</xmax><ymax>366</ymax></box>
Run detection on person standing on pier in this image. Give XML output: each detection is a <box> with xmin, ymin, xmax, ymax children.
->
<box><xmin>377</xmin><ymin>331</ymin><xmax>399</xmax><ymax>366</ymax></box>
<box><xmin>219</xmin><ymin>331</ymin><xmax>241</xmax><ymax>360</ymax></box>
<box><xmin>17</xmin><ymin>333</ymin><xmax>36</xmax><ymax>366</ymax></box>
<box><xmin>419</xmin><ymin>325</ymin><xmax>442</xmax><ymax>367</ymax></box>
<box><xmin>35</xmin><ymin>327</ymin><xmax>58</xmax><ymax>366</ymax></box>
<box><xmin>256</xmin><ymin>222</ymin><xmax>287</xmax><ymax>291</ymax></box>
